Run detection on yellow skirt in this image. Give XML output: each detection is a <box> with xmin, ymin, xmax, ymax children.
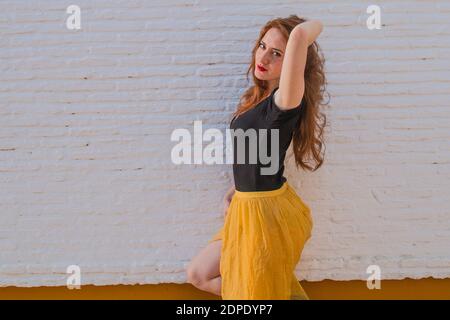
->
<box><xmin>208</xmin><ymin>181</ymin><xmax>313</xmax><ymax>300</ymax></box>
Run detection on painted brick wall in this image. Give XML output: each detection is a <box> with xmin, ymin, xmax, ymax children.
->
<box><xmin>1</xmin><ymin>0</ymin><xmax>449</xmax><ymax>287</ymax></box>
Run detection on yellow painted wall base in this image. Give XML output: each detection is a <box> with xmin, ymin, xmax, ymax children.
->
<box><xmin>0</xmin><ymin>278</ymin><xmax>449</xmax><ymax>300</ymax></box>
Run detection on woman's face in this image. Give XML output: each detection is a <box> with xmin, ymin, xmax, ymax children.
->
<box><xmin>254</xmin><ymin>27</ymin><xmax>287</xmax><ymax>82</ymax></box>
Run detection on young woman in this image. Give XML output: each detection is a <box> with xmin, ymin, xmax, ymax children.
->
<box><xmin>187</xmin><ymin>14</ymin><xmax>327</xmax><ymax>300</ymax></box>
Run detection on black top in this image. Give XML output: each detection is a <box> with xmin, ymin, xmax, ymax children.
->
<box><xmin>230</xmin><ymin>87</ymin><xmax>305</xmax><ymax>191</ymax></box>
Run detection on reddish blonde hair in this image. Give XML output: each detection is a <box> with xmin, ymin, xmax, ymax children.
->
<box><xmin>234</xmin><ymin>14</ymin><xmax>329</xmax><ymax>172</ymax></box>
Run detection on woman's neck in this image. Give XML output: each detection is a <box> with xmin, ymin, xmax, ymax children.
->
<box><xmin>266</xmin><ymin>79</ymin><xmax>279</xmax><ymax>96</ymax></box>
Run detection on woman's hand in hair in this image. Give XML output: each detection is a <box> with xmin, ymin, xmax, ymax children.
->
<box><xmin>293</xmin><ymin>19</ymin><xmax>324</xmax><ymax>46</ymax></box>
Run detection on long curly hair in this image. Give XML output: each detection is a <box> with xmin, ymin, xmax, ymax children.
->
<box><xmin>233</xmin><ymin>14</ymin><xmax>329</xmax><ymax>172</ymax></box>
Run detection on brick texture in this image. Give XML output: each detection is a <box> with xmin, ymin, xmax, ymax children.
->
<box><xmin>1</xmin><ymin>0</ymin><xmax>449</xmax><ymax>286</ymax></box>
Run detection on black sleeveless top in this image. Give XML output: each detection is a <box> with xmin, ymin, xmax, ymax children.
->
<box><xmin>230</xmin><ymin>87</ymin><xmax>305</xmax><ymax>191</ymax></box>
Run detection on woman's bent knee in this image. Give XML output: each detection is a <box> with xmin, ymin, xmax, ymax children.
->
<box><xmin>186</xmin><ymin>240</ymin><xmax>222</xmax><ymax>286</ymax></box>
<box><xmin>186</xmin><ymin>265</ymin><xmax>205</xmax><ymax>286</ymax></box>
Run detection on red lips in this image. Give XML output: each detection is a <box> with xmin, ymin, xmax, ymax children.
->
<box><xmin>257</xmin><ymin>64</ymin><xmax>267</xmax><ymax>72</ymax></box>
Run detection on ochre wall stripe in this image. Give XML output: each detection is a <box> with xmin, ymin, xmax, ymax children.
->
<box><xmin>1</xmin><ymin>278</ymin><xmax>449</xmax><ymax>300</ymax></box>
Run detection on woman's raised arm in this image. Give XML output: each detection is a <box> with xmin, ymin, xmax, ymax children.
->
<box><xmin>274</xmin><ymin>20</ymin><xmax>324</xmax><ymax>111</ymax></box>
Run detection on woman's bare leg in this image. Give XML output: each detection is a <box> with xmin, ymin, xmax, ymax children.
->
<box><xmin>199</xmin><ymin>275</ymin><xmax>221</xmax><ymax>296</ymax></box>
<box><xmin>186</xmin><ymin>239</ymin><xmax>222</xmax><ymax>296</ymax></box>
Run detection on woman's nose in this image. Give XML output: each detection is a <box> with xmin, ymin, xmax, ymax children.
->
<box><xmin>261</xmin><ymin>51</ymin><xmax>271</xmax><ymax>65</ymax></box>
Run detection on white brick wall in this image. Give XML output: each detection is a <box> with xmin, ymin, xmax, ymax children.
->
<box><xmin>1</xmin><ymin>0</ymin><xmax>449</xmax><ymax>287</ymax></box>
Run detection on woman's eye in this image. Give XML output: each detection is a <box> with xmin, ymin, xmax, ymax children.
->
<box><xmin>259</xmin><ymin>43</ymin><xmax>280</xmax><ymax>57</ymax></box>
